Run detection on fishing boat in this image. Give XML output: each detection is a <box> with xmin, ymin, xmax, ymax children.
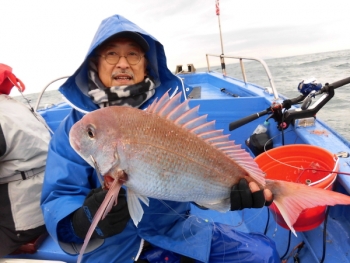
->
<box><xmin>3</xmin><ymin>52</ymin><xmax>350</xmax><ymax>263</ymax></box>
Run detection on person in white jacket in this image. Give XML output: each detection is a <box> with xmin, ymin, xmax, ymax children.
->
<box><xmin>0</xmin><ymin>63</ymin><xmax>51</xmax><ymax>256</ymax></box>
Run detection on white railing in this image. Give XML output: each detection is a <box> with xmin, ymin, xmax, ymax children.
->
<box><xmin>206</xmin><ymin>54</ymin><xmax>279</xmax><ymax>99</ymax></box>
<box><xmin>34</xmin><ymin>76</ymin><xmax>69</xmax><ymax>112</ymax></box>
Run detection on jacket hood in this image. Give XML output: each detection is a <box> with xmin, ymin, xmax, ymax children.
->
<box><xmin>59</xmin><ymin>14</ymin><xmax>184</xmax><ymax>112</ymax></box>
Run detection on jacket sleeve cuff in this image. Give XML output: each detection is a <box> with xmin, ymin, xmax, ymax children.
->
<box><xmin>57</xmin><ymin>213</ymin><xmax>84</xmax><ymax>243</ymax></box>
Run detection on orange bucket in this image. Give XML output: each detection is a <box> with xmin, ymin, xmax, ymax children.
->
<box><xmin>255</xmin><ymin>144</ymin><xmax>339</xmax><ymax>232</ymax></box>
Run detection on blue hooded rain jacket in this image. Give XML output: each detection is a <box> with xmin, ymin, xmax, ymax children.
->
<box><xmin>41</xmin><ymin>14</ymin><xmax>280</xmax><ymax>263</ymax></box>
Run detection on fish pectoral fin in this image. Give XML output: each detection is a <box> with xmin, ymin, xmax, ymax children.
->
<box><xmin>195</xmin><ymin>198</ymin><xmax>231</xmax><ymax>212</ymax></box>
<box><xmin>137</xmin><ymin>193</ymin><xmax>150</xmax><ymax>206</ymax></box>
<box><xmin>126</xmin><ymin>188</ymin><xmax>149</xmax><ymax>227</ymax></box>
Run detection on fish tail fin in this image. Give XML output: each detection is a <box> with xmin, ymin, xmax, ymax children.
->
<box><xmin>267</xmin><ymin>179</ymin><xmax>350</xmax><ymax>236</ymax></box>
<box><xmin>77</xmin><ymin>179</ymin><xmax>122</xmax><ymax>263</ymax></box>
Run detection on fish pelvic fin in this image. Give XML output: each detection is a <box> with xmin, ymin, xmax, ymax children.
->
<box><xmin>127</xmin><ymin>188</ymin><xmax>149</xmax><ymax>227</ymax></box>
<box><xmin>147</xmin><ymin>91</ymin><xmax>266</xmax><ymax>186</ymax></box>
<box><xmin>195</xmin><ymin>198</ymin><xmax>231</xmax><ymax>212</ymax></box>
<box><xmin>267</xmin><ymin>179</ymin><xmax>350</xmax><ymax>236</ymax></box>
<box><xmin>77</xmin><ymin>179</ymin><xmax>122</xmax><ymax>263</ymax></box>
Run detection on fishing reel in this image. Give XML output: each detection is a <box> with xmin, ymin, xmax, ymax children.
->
<box><xmin>267</xmin><ymin>88</ymin><xmax>334</xmax><ymax>131</ymax></box>
<box><xmin>263</xmin><ymin>79</ymin><xmax>332</xmax><ymax>131</ymax></box>
<box><xmin>229</xmin><ymin>76</ymin><xmax>350</xmax><ymax>131</ymax></box>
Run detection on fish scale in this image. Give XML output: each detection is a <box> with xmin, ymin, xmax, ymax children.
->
<box><xmin>121</xmin><ymin>111</ymin><xmax>242</xmax><ymax>184</ymax></box>
<box><xmin>121</xmin><ymin>129</ymin><xmax>233</xmax><ymax>202</ymax></box>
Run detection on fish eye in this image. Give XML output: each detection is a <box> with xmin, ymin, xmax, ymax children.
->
<box><xmin>86</xmin><ymin>126</ymin><xmax>95</xmax><ymax>139</ymax></box>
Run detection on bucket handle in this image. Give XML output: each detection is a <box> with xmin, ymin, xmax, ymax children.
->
<box><xmin>319</xmin><ymin>174</ymin><xmax>338</xmax><ymax>190</ymax></box>
<box><xmin>308</xmin><ymin>157</ymin><xmax>339</xmax><ymax>186</ymax></box>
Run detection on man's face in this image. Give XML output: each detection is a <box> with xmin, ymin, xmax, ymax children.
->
<box><xmin>96</xmin><ymin>38</ymin><xmax>147</xmax><ymax>87</ymax></box>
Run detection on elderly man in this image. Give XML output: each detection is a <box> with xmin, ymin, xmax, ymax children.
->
<box><xmin>41</xmin><ymin>15</ymin><xmax>278</xmax><ymax>263</ymax></box>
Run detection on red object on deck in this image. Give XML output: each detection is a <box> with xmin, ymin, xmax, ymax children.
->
<box><xmin>255</xmin><ymin>144</ymin><xmax>338</xmax><ymax>232</ymax></box>
<box><xmin>10</xmin><ymin>233</ymin><xmax>48</xmax><ymax>255</ymax></box>
<box><xmin>0</xmin><ymin>63</ymin><xmax>25</xmax><ymax>94</ymax></box>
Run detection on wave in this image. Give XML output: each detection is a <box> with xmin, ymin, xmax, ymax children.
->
<box><xmin>298</xmin><ymin>56</ymin><xmax>344</xmax><ymax>66</ymax></box>
<box><xmin>268</xmin><ymin>49</ymin><xmax>350</xmax><ymax>68</ymax></box>
<box><xmin>334</xmin><ymin>63</ymin><xmax>350</xmax><ymax>69</ymax></box>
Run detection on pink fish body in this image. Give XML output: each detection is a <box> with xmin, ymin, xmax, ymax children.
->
<box><xmin>69</xmin><ymin>91</ymin><xmax>350</xmax><ymax>239</ymax></box>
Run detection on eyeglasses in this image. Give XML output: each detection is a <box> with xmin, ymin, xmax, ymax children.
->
<box><xmin>99</xmin><ymin>52</ymin><xmax>144</xmax><ymax>65</ymax></box>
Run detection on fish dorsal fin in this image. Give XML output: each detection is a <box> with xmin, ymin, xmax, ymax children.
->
<box><xmin>198</xmin><ymin>130</ymin><xmax>223</xmax><ymax>139</ymax></box>
<box><xmin>175</xmin><ymin>106</ymin><xmax>200</xmax><ymax>126</ymax></box>
<box><xmin>151</xmin><ymin>91</ymin><xmax>170</xmax><ymax>113</ymax></box>
<box><xmin>146</xmin><ymin>97</ymin><xmax>158</xmax><ymax>113</ymax></box>
<box><xmin>151</xmin><ymin>91</ymin><xmax>266</xmax><ymax>186</ymax></box>
<box><xmin>158</xmin><ymin>92</ymin><xmax>183</xmax><ymax>117</ymax></box>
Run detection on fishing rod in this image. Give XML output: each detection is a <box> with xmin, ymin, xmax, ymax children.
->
<box><xmin>229</xmin><ymin>76</ymin><xmax>350</xmax><ymax>131</ymax></box>
<box><xmin>215</xmin><ymin>0</ymin><xmax>226</xmax><ymax>75</ymax></box>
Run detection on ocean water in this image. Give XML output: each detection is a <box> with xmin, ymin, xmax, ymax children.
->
<box><xmin>201</xmin><ymin>49</ymin><xmax>350</xmax><ymax>141</ymax></box>
<box><xmin>15</xmin><ymin>49</ymin><xmax>350</xmax><ymax>140</ymax></box>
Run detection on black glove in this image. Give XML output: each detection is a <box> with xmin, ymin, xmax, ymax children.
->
<box><xmin>230</xmin><ymin>178</ymin><xmax>273</xmax><ymax>211</ymax></box>
<box><xmin>72</xmin><ymin>187</ymin><xmax>130</xmax><ymax>239</ymax></box>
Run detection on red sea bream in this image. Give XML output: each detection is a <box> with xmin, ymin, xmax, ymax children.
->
<box><xmin>69</xmin><ymin>92</ymin><xmax>350</xmax><ymax>262</ymax></box>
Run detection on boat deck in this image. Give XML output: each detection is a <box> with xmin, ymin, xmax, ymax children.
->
<box><xmin>6</xmin><ymin>71</ymin><xmax>350</xmax><ymax>262</ymax></box>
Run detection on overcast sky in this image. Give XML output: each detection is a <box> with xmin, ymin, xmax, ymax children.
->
<box><xmin>1</xmin><ymin>0</ymin><xmax>349</xmax><ymax>94</ymax></box>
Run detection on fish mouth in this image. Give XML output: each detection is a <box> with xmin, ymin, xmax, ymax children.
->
<box><xmin>104</xmin><ymin>175</ymin><xmax>115</xmax><ymax>189</ymax></box>
<box><xmin>104</xmin><ymin>170</ymin><xmax>128</xmax><ymax>189</ymax></box>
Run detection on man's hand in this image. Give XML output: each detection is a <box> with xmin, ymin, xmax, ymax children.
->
<box><xmin>72</xmin><ymin>187</ymin><xmax>130</xmax><ymax>239</ymax></box>
<box><xmin>230</xmin><ymin>178</ymin><xmax>273</xmax><ymax>211</ymax></box>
